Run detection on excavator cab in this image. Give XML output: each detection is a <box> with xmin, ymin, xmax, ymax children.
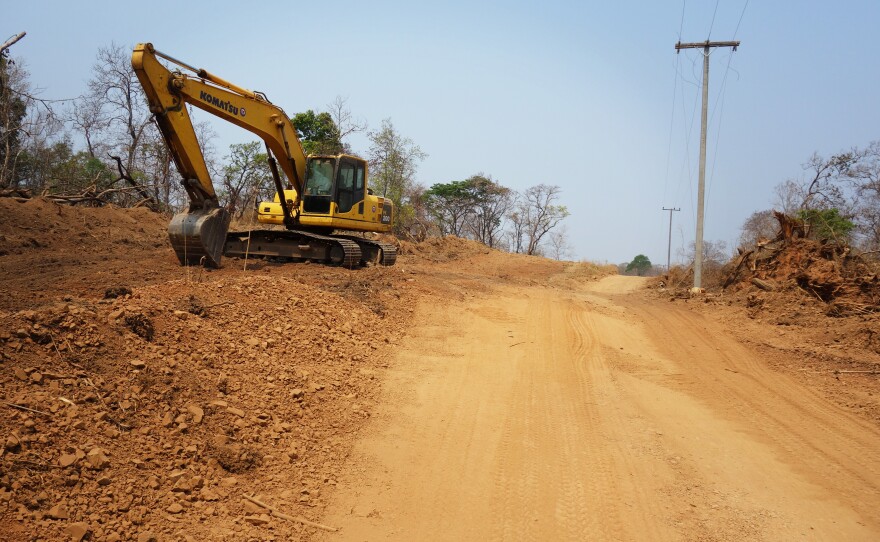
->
<box><xmin>258</xmin><ymin>154</ymin><xmax>392</xmax><ymax>235</ymax></box>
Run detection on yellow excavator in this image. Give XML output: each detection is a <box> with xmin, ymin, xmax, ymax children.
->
<box><xmin>131</xmin><ymin>43</ymin><xmax>395</xmax><ymax>267</ymax></box>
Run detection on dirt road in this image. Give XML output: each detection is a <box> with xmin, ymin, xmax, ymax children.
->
<box><xmin>319</xmin><ymin>275</ymin><xmax>880</xmax><ymax>541</ymax></box>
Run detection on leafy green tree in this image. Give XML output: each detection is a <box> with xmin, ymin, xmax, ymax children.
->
<box><xmin>626</xmin><ymin>254</ymin><xmax>652</xmax><ymax>276</ymax></box>
<box><xmin>466</xmin><ymin>175</ymin><xmax>512</xmax><ymax>248</ymax></box>
<box><xmin>219</xmin><ymin>141</ymin><xmax>272</xmax><ymax>218</ymax></box>
<box><xmin>425</xmin><ymin>174</ymin><xmax>512</xmax><ymax>247</ymax></box>
<box><xmin>13</xmin><ymin>138</ymin><xmax>116</xmax><ymax>206</ymax></box>
<box><xmin>797</xmin><ymin>208</ymin><xmax>855</xmax><ymax>242</ymax></box>
<box><xmin>291</xmin><ymin>110</ymin><xmax>343</xmax><ymax>155</ymax></box>
<box><xmin>425</xmin><ymin>179</ymin><xmax>476</xmax><ymax>237</ymax></box>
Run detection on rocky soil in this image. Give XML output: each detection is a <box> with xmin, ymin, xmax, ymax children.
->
<box><xmin>3</xmin><ymin>196</ymin><xmax>878</xmax><ymax>540</ymax></box>
<box><xmin>0</xmin><ymin>198</ymin><xmax>419</xmax><ymax>541</ymax></box>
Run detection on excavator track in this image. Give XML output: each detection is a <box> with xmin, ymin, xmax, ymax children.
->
<box><xmin>223</xmin><ymin>229</ymin><xmax>361</xmax><ymax>267</ymax></box>
<box><xmin>335</xmin><ymin>235</ymin><xmax>398</xmax><ymax>266</ymax></box>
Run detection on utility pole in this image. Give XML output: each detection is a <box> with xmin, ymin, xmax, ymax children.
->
<box><xmin>662</xmin><ymin>207</ymin><xmax>680</xmax><ymax>274</ymax></box>
<box><xmin>675</xmin><ymin>39</ymin><xmax>739</xmax><ymax>290</ymax></box>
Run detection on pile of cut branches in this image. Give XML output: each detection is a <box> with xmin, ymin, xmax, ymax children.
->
<box><xmin>0</xmin><ymin>185</ymin><xmax>157</xmax><ymax>209</ymax></box>
<box><xmin>724</xmin><ymin>212</ymin><xmax>879</xmax><ymax>315</ymax></box>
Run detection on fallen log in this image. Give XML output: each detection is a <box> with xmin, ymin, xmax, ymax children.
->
<box><xmin>750</xmin><ymin>277</ymin><xmax>778</xmax><ymax>291</ymax></box>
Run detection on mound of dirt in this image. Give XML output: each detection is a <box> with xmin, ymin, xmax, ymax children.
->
<box><xmin>0</xmin><ymin>198</ymin><xmax>177</xmax><ymax>313</ymax></box>
<box><xmin>0</xmin><ymin>197</ymin><xmax>421</xmax><ymax>540</ymax></box>
<box><xmin>397</xmin><ymin>235</ymin><xmax>490</xmax><ymax>263</ymax></box>
<box><xmin>0</xmin><ymin>198</ymin><xmax>169</xmax><ymax>253</ymax></box>
<box><xmin>0</xmin><ymin>271</ymin><xmax>410</xmax><ymax>541</ymax></box>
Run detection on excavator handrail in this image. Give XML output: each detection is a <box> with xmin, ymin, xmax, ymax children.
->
<box><xmin>149</xmin><ymin>46</ymin><xmax>276</xmax><ymax>105</ymax></box>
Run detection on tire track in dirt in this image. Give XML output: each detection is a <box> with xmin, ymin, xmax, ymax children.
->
<box><xmin>317</xmin><ymin>276</ymin><xmax>880</xmax><ymax>541</ymax></box>
<box><xmin>631</xmin><ymin>301</ymin><xmax>880</xmax><ymax>528</ymax></box>
<box><xmin>317</xmin><ymin>283</ymin><xmax>678</xmax><ymax>540</ymax></box>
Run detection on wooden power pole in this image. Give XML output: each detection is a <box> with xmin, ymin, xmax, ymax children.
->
<box><xmin>662</xmin><ymin>207</ymin><xmax>680</xmax><ymax>274</ymax></box>
<box><xmin>675</xmin><ymin>39</ymin><xmax>740</xmax><ymax>290</ymax></box>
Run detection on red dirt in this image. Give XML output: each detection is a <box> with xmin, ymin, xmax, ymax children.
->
<box><xmin>1</xmin><ymin>197</ymin><xmax>878</xmax><ymax>540</ymax></box>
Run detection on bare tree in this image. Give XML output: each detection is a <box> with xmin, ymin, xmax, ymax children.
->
<box><xmin>681</xmin><ymin>239</ymin><xmax>730</xmax><ymax>268</ymax></box>
<box><xmin>367</xmin><ymin>118</ymin><xmax>427</xmax><ymax>236</ymax></box>
<box><xmin>0</xmin><ymin>57</ymin><xmax>29</xmax><ymax>187</ymax></box>
<box><xmin>515</xmin><ymin>184</ymin><xmax>569</xmax><ymax>256</ymax></box>
<box><xmin>506</xmin><ymin>200</ymin><xmax>526</xmax><ymax>254</ymax></box>
<box><xmin>0</xmin><ymin>33</ymin><xmax>26</xmax><ymax>56</ymax></box>
<box><xmin>738</xmin><ymin>209</ymin><xmax>778</xmax><ymax>248</ymax></box>
<box><xmin>1</xmin><ymin>58</ymin><xmax>66</xmax><ymax>190</ymax></box>
<box><xmin>86</xmin><ymin>43</ymin><xmax>158</xmax><ymax>206</ymax></box>
<box><xmin>326</xmin><ymin>95</ymin><xmax>367</xmax><ymax>152</ymax></box>
<box><xmin>850</xmin><ymin>141</ymin><xmax>880</xmax><ymax>250</ymax></box>
<box><xmin>548</xmin><ymin>225</ymin><xmax>573</xmax><ymax>260</ymax></box>
<box><xmin>0</xmin><ymin>33</ymin><xmax>26</xmax><ymax>186</ymax></box>
<box><xmin>69</xmin><ymin>95</ymin><xmax>107</xmax><ymax>158</ymax></box>
<box><xmin>772</xmin><ymin>179</ymin><xmax>804</xmax><ymax>215</ymax></box>
<box><xmin>799</xmin><ymin>151</ymin><xmax>857</xmax><ymax>214</ymax></box>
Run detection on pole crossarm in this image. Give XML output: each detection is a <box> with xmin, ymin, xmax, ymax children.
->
<box><xmin>675</xmin><ymin>40</ymin><xmax>740</xmax><ymax>52</ymax></box>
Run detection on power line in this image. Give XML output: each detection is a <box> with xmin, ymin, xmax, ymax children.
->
<box><xmin>705</xmin><ymin>50</ymin><xmax>737</xmax><ymax>214</ymax></box>
<box><xmin>733</xmin><ymin>0</ymin><xmax>750</xmax><ymax>39</ymax></box>
<box><xmin>662</xmin><ymin>53</ymin><xmax>681</xmax><ymax>206</ymax></box>
<box><xmin>704</xmin><ymin>0</ymin><xmax>748</xmax><ymax>248</ymax></box>
<box><xmin>675</xmin><ymin>54</ymin><xmax>702</xmax><ymax>234</ymax></box>
<box><xmin>666</xmin><ymin>0</ymin><xmax>688</xmax><ymax>206</ymax></box>
<box><xmin>704</xmin><ymin>10</ymin><xmax>746</xmax><ymax>222</ymax></box>
<box><xmin>708</xmin><ymin>0</ymin><xmax>721</xmax><ymax>39</ymax></box>
<box><xmin>678</xmin><ymin>0</ymin><xmax>687</xmax><ymax>40</ymax></box>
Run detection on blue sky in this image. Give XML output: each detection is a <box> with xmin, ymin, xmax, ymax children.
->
<box><xmin>7</xmin><ymin>1</ymin><xmax>880</xmax><ymax>264</ymax></box>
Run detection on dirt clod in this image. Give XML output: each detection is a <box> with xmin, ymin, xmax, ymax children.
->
<box><xmin>104</xmin><ymin>286</ymin><xmax>132</xmax><ymax>299</ymax></box>
<box><xmin>124</xmin><ymin>313</ymin><xmax>155</xmax><ymax>341</ymax></box>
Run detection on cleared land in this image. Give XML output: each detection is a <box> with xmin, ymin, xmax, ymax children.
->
<box><xmin>1</xmin><ymin>199</ymin><xmax>878</xmax><ymax>541</ymax></box>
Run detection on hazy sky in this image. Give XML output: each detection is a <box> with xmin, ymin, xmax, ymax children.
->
<box><xmin>7</xmin><ymin>1</ymin><xmax>880</xmax><ymax>264</ymax></box>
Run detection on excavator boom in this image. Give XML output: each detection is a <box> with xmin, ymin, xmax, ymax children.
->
<box><xmin>132</xmin><ymin>43</ymin><xmax>307</xmax><ymax>266</ymax></box>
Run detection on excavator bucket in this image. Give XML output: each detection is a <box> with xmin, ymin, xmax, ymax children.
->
<box><xmin>167</xmin><ymin>207</ymin><xmax>231</xmax><ymax>267</ymax></box>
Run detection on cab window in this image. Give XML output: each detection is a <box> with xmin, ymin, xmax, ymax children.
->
<box><xmin>355</xmin><ymin>164</ymin><xmax>365</xmax><ymax>192</ymax></box>
<box><xmin>336</xmin><ymin>162</ymin><xmax>356</xmax><ymax>213</ymax></box>
<box><xmin>305</xmin><ymin>159</ymin><xmax>334</xmax><ymax>196</ymax></box>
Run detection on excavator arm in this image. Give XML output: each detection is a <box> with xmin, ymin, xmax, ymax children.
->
<box><xmin>131</xmin><ymin>43</ymin><xmax>307</xmax><ymax>266</ymax></box>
